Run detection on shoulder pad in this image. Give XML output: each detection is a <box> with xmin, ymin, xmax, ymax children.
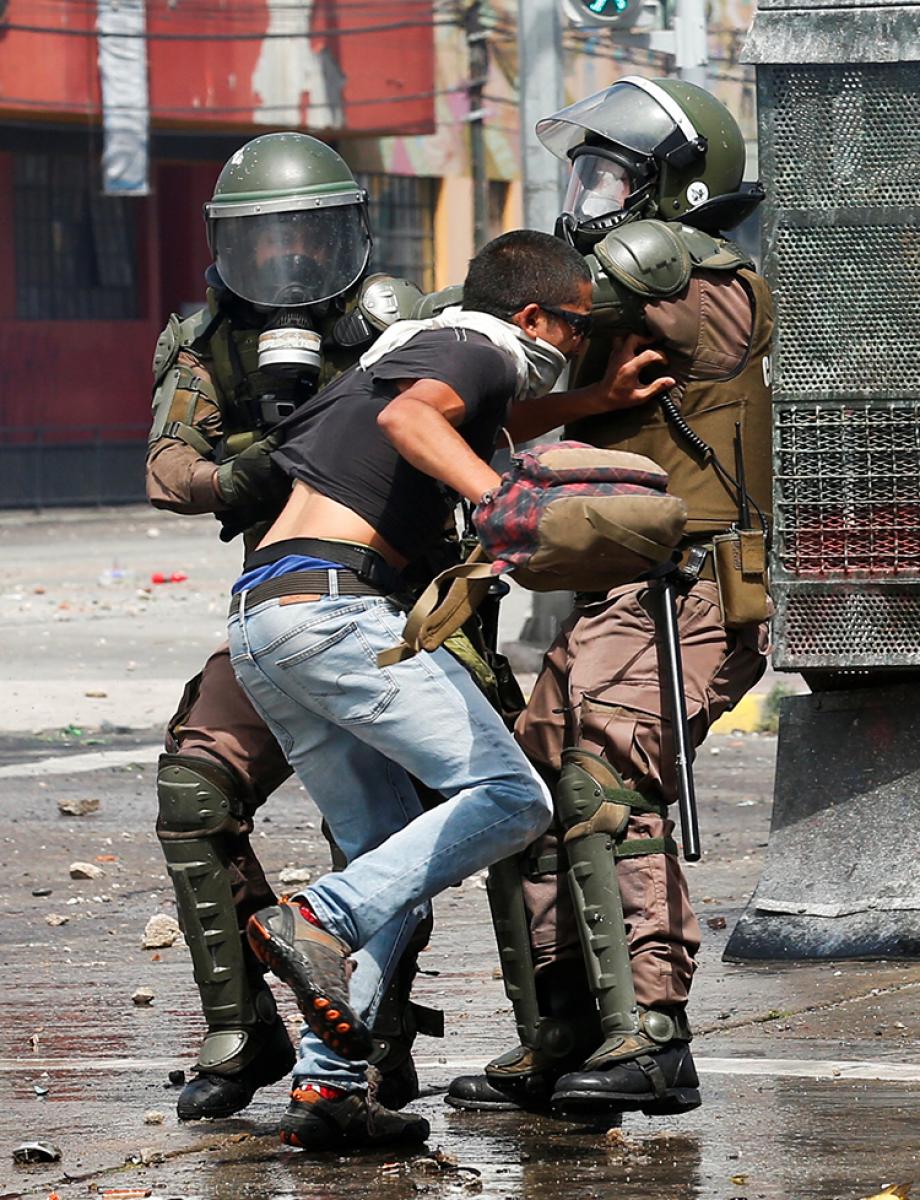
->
<box><xmin>180</xmin><ymin>306</ymin><xmax>214</xmax><ymax>341</ymax></box>
<box><xmin>676</xmin><ymin>225</ymin><xmax>756</xmax><ymax>272</ymax></box>
<box><xmin>152</xmin><ymin>314</ymin><xmax>182</xmax><ymax>384</ymax></box>
<box><xmin>152</xmin><ymin>308</ymin><xmax>212</xmax><ymax>383</ymax></box>
<box><xmin>358</xmin><ymin>273</ymin><xmax>424</xmax><ymax>331</ymax></box>
<box><xmin>594</xmin><ymin>220</ymin><xmax>692</xmax><ymax>300</ymax></box>
<box><xmin>411</xmin><ymin>283</ymin><xmax>464</xmax><ymax>320</ymax></box>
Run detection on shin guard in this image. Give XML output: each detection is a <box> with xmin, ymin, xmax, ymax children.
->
<box><xmin>556</xmin><ymin>747</ymin><xmax>642</xmax><ymax>1042</ymax></box>
<box><xmin>156</xmin><ymin>753</ymin><xmax>281</xmax><ymax>1074</ymax></box>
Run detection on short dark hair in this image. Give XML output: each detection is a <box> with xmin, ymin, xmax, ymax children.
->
<box><xmin>463</xmin><ymin>229</ymin><xmax>591</xmax><ymax>318</ymax></box>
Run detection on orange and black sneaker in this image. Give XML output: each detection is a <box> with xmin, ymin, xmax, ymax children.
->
<box><xmin>280</xmin><ymin>1082</ymin><xmax>430</xmax><ymax>1151</ymax></box>
<box><xmin>246</xmin><ymin>899</ymin><xmax>373</xmax><ymax>1060</ymax></box>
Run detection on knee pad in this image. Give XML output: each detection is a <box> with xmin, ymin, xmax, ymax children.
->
<box><xmin>157</xmin><ymin>753</ymin><xmax>246</xmax><ymax>839</ymax></box>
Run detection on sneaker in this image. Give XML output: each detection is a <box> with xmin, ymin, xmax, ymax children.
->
<box><xmin>552</xmin><ymin>1040</ymin><xmax>701</xmax><ymax>1117</ymax></box>
<box><xmin>279</xmin><ymin>1082</ymin><xmax>430</xmax><ymax>1151</ymax></box>
<box><xmin>177</xmin><ymin>1014</ymin><xmax>295</xmax><ymax>1120</ymax></box>
<box><xmin>247</xmin><ymin>899</ymin><xmax>372</xmax><ymax>1061</ymax></box>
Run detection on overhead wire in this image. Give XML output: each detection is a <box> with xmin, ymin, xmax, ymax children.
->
<box><xmin>25</xmin><ymin>0</ymin><xmax>441</xmax><ymax>10</ymax></box>
<box><xmin>0</xmin><ymin>16</ymin><xmax>466</xmax><ymax>39</ymax></box>
<box><xmin>0</xmin><ymin>3</ymin><xmax>752</xmax><ymax>126</ymax></box>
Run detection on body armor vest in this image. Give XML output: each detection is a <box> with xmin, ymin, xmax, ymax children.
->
<box><xmin>202</xmin><ymin>290</ymin><xmax>357</xmax><ymax>441</ymax></box>
<box><xmin>568</xmin><ymin>240</ymin><xmax>774</xmax><ymax>536</ymax></box>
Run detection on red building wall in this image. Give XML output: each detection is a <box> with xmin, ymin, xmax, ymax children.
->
<box><xmin>0</xmin><ymin>153</ymin><xmax>219</xmax><ymax>439</ymax></box>
<box><xmin>0</xmin><ymin>0</ymin><xmax>436</xmax><ymax>135</ymax></box>
<box><xmin>0</xmin><ymin>1</ymin><xmax>436</xmax><ymax>500</ymax></box>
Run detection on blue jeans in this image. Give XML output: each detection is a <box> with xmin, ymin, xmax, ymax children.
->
<box><xmin>228</xmin><ymin>590</ymin><xmax>552</xmax><ymax>1088</ymax></box>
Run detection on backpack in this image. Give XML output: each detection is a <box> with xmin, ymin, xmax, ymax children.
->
<box><xmin>474</xmin><ymin>441</ymin><xmax>687</xmax><ymax>592</ymax></box>
<box><xmin>378</xmin><ymin>441</ymin><xmax>687</xmax><ymax>665</ymax></box>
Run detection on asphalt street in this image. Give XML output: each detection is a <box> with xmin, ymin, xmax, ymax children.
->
<box><xmin>0</xmin><ymin>508</ymin><xmax>917</xmax><ymax>1200</ymax></box>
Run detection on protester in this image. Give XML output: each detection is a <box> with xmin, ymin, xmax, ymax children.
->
<box><xmin>227</xmin><ymin>228</ymin><xmax>674</xmax><ymax>1150</ymax></box>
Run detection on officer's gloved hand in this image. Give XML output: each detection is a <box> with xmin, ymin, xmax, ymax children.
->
<box><xmin>215</xmin><ymin>433</ymin><xmax>285</xmax><ymax>508</ymax></box>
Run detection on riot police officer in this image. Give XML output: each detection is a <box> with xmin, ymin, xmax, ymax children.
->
<box><xmin>147</xmin><ymin>132</ymin><xmax>428</xmax><ymax>1123</ymax></box>
<box><xmin>447</xmin><ymin>77</ymin><xmax>774</xmax><ymax>1116</ymax></box>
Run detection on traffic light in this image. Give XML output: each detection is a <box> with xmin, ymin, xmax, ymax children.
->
<box><xmin>560</xmin><ymin>0</ymin><xmax>642</xmax><ymax>28</ymax></box>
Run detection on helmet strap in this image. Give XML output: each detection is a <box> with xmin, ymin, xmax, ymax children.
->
<box><xmin>655</xmin><ymin>126</ymin><xmax>708</xmax><ymax>171</ymax></box>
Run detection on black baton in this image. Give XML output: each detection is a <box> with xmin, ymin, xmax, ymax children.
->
<box><xmin>657</xmin><ymin>570</ymin><xmax>701</xmax><ymax>862</ymax></box>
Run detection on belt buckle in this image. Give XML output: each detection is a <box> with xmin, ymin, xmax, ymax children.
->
<box><xmin>678</xmin><ymin>544</ymin><xmax>709</xmax><ymax>585</ymax></box>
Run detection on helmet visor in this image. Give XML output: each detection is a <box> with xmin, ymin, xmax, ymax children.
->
<box><xmin>563</xmin><ymin>155</ymin><xmax>636</xmax><ymax>223</ymax></box>
<box><xmin>211</xmin><ymin>206</ymin><xmax>370</xmax><ymax>307</ymax></box>
<box><xmin>537</xmin><ymin>78</ymin><xmax>685</xmax><ymax>162</ymax></box>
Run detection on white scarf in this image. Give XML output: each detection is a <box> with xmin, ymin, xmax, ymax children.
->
<box><xmin>357</xmin><ymin>306</ymin><xmax>565</xmax><ymax>403</ymax></box>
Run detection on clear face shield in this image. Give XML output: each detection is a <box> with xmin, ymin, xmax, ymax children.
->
<box><xmin>562</xmin><ymin>155</ymin><xmax>637</xmax><ymax>224</ymax></box>
<box><xmin>210</xmin><ymin>203</ymin><xmax>371</xmax><ymax>309</ymax></box>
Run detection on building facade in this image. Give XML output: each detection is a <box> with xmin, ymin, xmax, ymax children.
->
<box><xmin>0</xmin><ymin>0</ymin><xmax>758</xmax><ymax>506</ymax></box>
<box><xmin>0</xmin><ymin>0</ymin><xmax>437</xmax><ymax>505</ymax></box>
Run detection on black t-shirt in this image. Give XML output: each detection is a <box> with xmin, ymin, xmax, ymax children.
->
<box><xmin>273</xmin><ymin>329</ymin><xmax>519</xmax><ymax>559</ymax></box>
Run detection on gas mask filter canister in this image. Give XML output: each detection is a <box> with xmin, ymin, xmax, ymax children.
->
<box><xmin>258</xmin><ymin>309</ymin><xmax>323</xmax><ymax>380</ymax></box>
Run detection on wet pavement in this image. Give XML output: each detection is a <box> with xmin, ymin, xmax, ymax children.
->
<box><xmin>1</xmin><ymin>509</ymin><xmax>918</xmax><ymax>1200</ymax></box>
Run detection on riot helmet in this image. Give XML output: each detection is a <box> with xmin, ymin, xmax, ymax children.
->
<box><xmin>204</xmin><ymin>132</ymin><xmax>372</xmax><ymax>310</ymax></box>
<box><xmin>537</xmin><ymin>77</ymin><xmax>763</xmax><ymax>247</ymax></box>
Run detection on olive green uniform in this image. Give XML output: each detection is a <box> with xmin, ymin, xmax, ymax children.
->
<box><xmin>518</xmin><ymin>240</ymin><xmax>774</xmax><ymax>1008</ymax></box>
<box><xmin>480</xmin><ymin>235</ymin><xmax>773</xmax><ymax>1081</ymax></box>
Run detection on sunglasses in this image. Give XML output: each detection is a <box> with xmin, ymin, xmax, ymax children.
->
<box><xmin>538</xmin><ymin>303</ymin><xmax>594</xmax><ymax>339</ymax></box>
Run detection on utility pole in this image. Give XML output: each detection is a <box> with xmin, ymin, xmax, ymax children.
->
<box><xmin>517</xmin><ymin>0</ymin><xmax>565</xmax><ymax>234</ymax></box>
<box><xmin>465</xmin><ymin>0</ymin><xmax>491</xmax><ymax>251</ymax></box>
<box><xmin>672</xmin><ymin>0</ymin><xmax>708</xmax><ymax>87</ymax></box>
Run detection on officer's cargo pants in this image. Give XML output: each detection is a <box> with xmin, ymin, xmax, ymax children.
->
<box><xmin>514</xmin><ymin>579</ymin><xmax>769</xmax><ymax>1008</ymax></box>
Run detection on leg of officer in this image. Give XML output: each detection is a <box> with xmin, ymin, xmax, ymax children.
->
<box><xmin>530</xmin><ymin>579</ymin><xmax>767</xmax><ymax>1111</ymax></box>
<box><xmin>448</xmin><ymin>578</ymin><xmax>767</xmax><ymax>1113</ymax></box>
<box><xmin>156</xmin><ymin>642</ymin><xmax>296</xmax><ymax>1120</ymax></box>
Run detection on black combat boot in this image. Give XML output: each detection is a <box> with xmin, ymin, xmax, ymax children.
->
<box><xmin>446</xmin><ymin>962</ymin><xmax>602</xmax><ymax>1112</ymax></box>
<box><xmin>552</xmin><ymin>1007</ymin><xmax>701</xmax><ymax>1117</ymax></box>
<box><xmin>177</xmin><ymin>1006</ymin><xmax>295</xmax><ymax>1120</ymax></box>
<box><xmin>447</xmin><ymin>1042</ymin><xmax>582</xmax><ymax>1111</ymax></box>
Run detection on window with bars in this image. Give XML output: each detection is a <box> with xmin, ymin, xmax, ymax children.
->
<box><xmin>13</xmin><ymin>151</ymin><xmax>141</xmax><ymax>320</ymax></box>
<box><xmin>356</xmin><ymin>173</ymin><xmax>438</xmax><ymax>292</ymax></box>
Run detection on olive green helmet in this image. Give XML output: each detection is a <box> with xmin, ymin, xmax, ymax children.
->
<box><xmin>204</xmin><ymin>131</ymin><xmax>372</xmax><ymax>307</ymax></box>
<box><xmin>537</xmin><ymin>76</ymin><xmax>763</xmax><ymax>247</ymax></box>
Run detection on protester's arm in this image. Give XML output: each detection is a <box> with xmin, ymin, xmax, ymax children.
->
<box><xmin>504</xmin><ymin>333</ymin><xmax>676</xmax><ymax>444</ymax></box>
<box><xmin>377</xmin><ymin>379</ymin><xmax>501</xmax><ymax>504</ymax></box>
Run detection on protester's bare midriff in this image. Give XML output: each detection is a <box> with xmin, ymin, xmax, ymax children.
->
<box><xmin>259</xmin><ymin>480</ymin><xmax>409</xmax><ymax>568</ymax></box>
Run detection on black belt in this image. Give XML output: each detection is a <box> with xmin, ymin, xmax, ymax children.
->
<box><xmin>228</xmin><ymin>569</ymin><xmax>388</xmax><ymax>616</ymax></box>
<box><xmin>243</xmin><ymin>538</ymin><xmax>404</xmax><ymax>593</ymax></box>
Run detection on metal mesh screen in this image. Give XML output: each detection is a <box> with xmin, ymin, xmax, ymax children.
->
<box><xmin>761</xmin><ymin>58</ymin><xmax>920</xmax><ymax>669</ymax></box>
<box><xmin>769</xmin><ymin>220</ymin><xmax>920</xmax><ymax>398</ymax></box>
<box><xmin>775</xmin><ymin>402</ymin><xmax>920</xmax><ymax>575</ymax></box>
<box><xmin>767</xmin><ymin>65</ymin><xmax>920</xmax><ymax>210</ymax></box>
<box><xmin>775</xmin><ymin>584</ymin><xmax>920</xmax><ymax>667</ymax></box>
